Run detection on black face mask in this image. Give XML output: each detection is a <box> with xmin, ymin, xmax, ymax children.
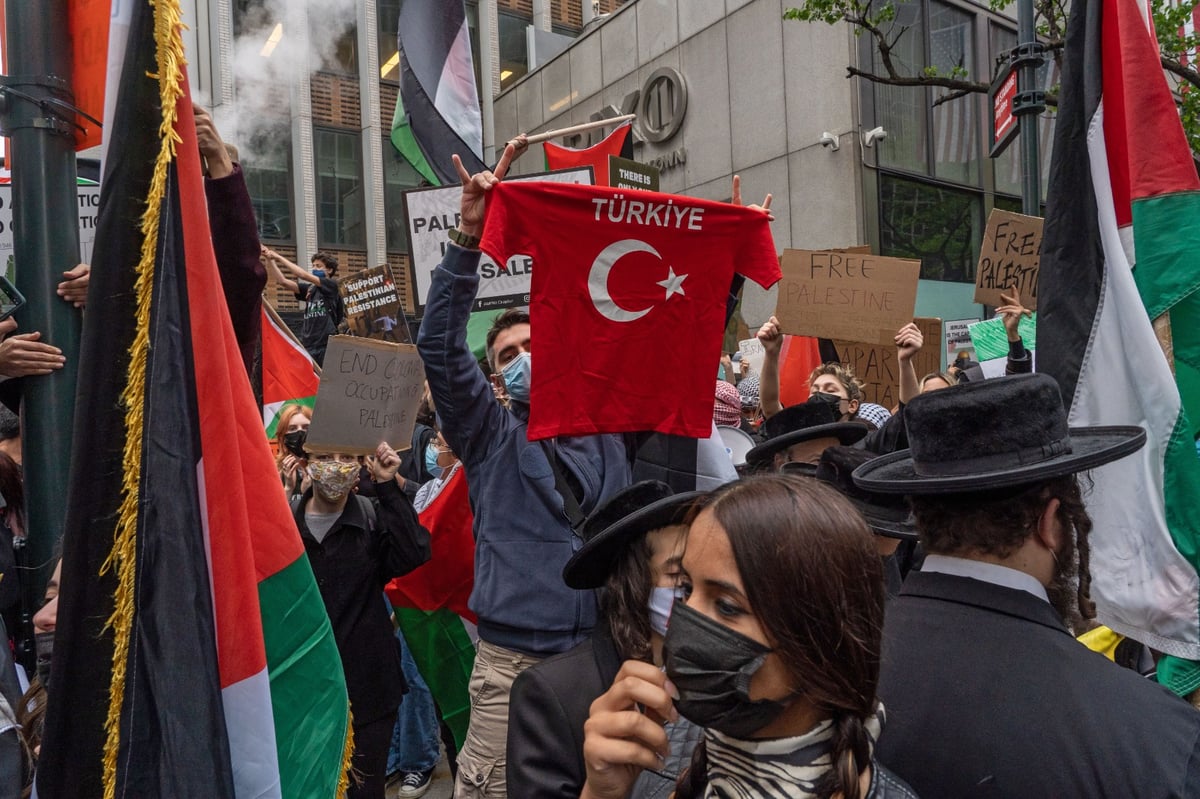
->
<box><xmin>283</xmin><ymin>429</ymin><xmax>308</xmax><ymax>459</ymax></box>
<box><xmin>807</xmin><ymin>391</ymin><xmax>843</xmax><ymax>412</ymax></box>
<box><xmin>35</xmin><ymin>630</ymin><xmax>53</xmax><ymax>690</ymax></box>
<box><xmin>662</xmin><ymin>600</ymin><xmax>791</xmax><ymax>738</ymax></box>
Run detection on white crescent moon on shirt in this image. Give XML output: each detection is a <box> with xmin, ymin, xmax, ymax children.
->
<box><xmin>588</xmin><ymin>239</ymin><xmax>661</xmax><ymax>323</ymax></box>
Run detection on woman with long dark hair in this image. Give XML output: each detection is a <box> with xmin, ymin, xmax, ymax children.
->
<box><xmin>580</xmin><ymin>475</ymin><xmax>917</xmax><ymax>799</ymax></box>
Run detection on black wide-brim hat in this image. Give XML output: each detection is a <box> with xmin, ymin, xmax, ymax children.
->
<box><xmin>815</xmin><ymin>446</ymin><xmax>916</xmax><ymax>540</ymax></box>
<box><xmin>853</xmin><ymin>373</ymin><xmax>1146</xmax><ymax>494</ymax></box>
<box><xmin>746</xmin><ymin>401</ymin><xmax>869</xmax><ymax>465</ymax></box>
<box><xmin>563</xmin><ymin>481</ymin><xmax>704</xmax><ymax>589</ymax></box>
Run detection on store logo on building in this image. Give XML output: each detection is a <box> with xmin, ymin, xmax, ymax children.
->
<box><xmin>564</xmin><ymin>67</ymin><xmax>689</xmax><ymax>173</ymax></box>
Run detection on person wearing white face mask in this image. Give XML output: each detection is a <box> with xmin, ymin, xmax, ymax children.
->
<box><xmin>291</xmin><ymin>443</ymin><xmax>431</xmax><ymax>799</ymax></box>
<box><xmin>506</xmin><ymin>481</ymin><xmax>703</xmax><ymax>799</ymax></box>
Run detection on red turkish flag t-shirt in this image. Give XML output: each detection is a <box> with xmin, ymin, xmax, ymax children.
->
<box><xmin>480</xmin><ymin>181</ymin><xmax>780</xmax><ymax>440</ymax></box>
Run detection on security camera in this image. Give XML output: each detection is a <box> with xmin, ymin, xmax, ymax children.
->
<box><xmin>819</xmin><ymin>132</ymin><xmax>840</xmax><ymax>151</ymax></box>
<box><xmin>862</xmin><ymin>126</ymin><xmax>889</xmax><ymax>147</ymax></box>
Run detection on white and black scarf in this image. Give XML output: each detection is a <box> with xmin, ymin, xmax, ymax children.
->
<box><xmin>702</xmin><ymin>706</ymin><xmax>885</xmax><ymax>799</ymax></box>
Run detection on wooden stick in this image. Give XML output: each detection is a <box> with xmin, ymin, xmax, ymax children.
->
<box><xmin>518</xmin><ymin>115</ymin><xmax>636</xmax><ymax>145</ymax></box>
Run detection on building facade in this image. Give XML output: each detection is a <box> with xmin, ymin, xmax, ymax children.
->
<box><xmin>180</xmin><ymin>0</ymin><xmax>1053</xmax><ymax>348</ymax></box>
<box><xmin>493</xmin><ymin>0</ymin><xmax>1055</xmax><ymax>347</ymax></box>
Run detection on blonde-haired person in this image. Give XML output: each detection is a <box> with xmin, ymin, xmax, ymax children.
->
<box><xmin>755</xmin><ymin>318</ymin><xmax>923</xmax><ymax>455</ymax></box>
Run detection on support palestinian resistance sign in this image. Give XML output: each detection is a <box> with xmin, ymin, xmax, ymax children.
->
<box><xmin>402</xmin><ymin>167</ymin><xmax>593</xmax><ymax>314</ymax></box>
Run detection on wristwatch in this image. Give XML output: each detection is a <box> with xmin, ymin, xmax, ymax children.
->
<box><xmin>448</xmin><ymin>227</ymin><xmax>481</xmax><ymax>250</ymax></box>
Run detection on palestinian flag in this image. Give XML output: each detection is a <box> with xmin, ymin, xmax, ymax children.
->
<box><xmin>37</xmin><ymin>1</ymin><xmax>351</xmax><ymax>796</ymax></box>
<box><xmin>263</xmin><ymin>303</ymin><xmax>320</xmax><ymax>437</ymax></box>
<box><xmin>1037</xmin><ymin>0</ymin><xmax>1200</xmax><ymax>662</ymax></box>
<box><xmin>386</xmin><ymin>465</ymin><xmax>477</xmax><ymax>749</ymax></box>
<box><xmin>543</xmin><ymin>121</ymin><xmax>634</xmax><ymax>187</ymax></box>
<box><xmin>392</xmin><ymin>0</ymin><xmax>485</xmax><ymax>185</ymax></box>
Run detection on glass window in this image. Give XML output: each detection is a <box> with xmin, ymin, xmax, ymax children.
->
<box><xmin>499</xmin><ymin>11</ymin><xmax>530</xmax><ymax>90</ymax></box>
<box><xmin>242</xmin><ymin>119</ymin><xmax>294</xmax><ymax>242</ymax></box>
<box><xmin>383</xmin><ymin>138</ymin><xmax>425</xmax><ymax>253</ymax></box>
<box><xmin>879</xmin><ymin>174</ymin><xmax>981</xmax><ymax>282</ymax></box>
<box><xmin>312</xmin><ymin>14</ymin><xmax>358</xmax><ymax>74</ymax></box>
<box><xmin>929</xmin><ymin>2</ymin><xmax>978</xmax><ymax>184</ymax></box>
<box><xmin>314</xmin><ymin>128</ymin><xmax>366</xmax><ymax>248</ymax></box>
<box><xmin>872</xmin><ymin>0</ymin><xmax>927</xmax><ymax>175</ymax></box>
<box><xmin>379</xmin><ymin>0</ymin><xmax>401</xmax><ymax>82</ymax></box>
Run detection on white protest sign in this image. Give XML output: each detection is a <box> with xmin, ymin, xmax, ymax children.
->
<box><xmin>304</xmin><ymin>336</ymin><xmax>426</xmax><ymax>456</ymax></box>
<box><xmin>0</xmin><ymin>185</ymin><xmax>102</xmax><ymax>280</ymax></box>
<box><xmin>945</xmin><ymin>318</ymin><xmax>979</xmax><ymax>360</ymax></box>
<box><xmin>738</xmin><ymin>337</ymin><xmax>765</xmax><ymax>376</ymax></box>
<box><xmin>402</xmin><ymin>167</ymin><xmax>593</xmax><ymax>313</ymax></box>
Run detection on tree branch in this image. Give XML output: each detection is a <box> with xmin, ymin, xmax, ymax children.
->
<box><xmin>931</xmin><ymin>88</ymin><xmax>975</xmax><ymax>107</ymax></box>
<box><xmin>1162</xmin><ymin>57</ymin><xmax>1200</xmax><ymax>90</ymax></box>
<box><xmin>846</xmin><ymin>65</ymin><xmax>989</xmax><ymax>95</ymax></box>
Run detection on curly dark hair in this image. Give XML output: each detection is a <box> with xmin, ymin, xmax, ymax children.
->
<box><xmin>311</xmin><ymin>252</ymin><xmax>339</xmax><ymax>276</ymax></box>
<box><xmin>910</xmin><ymin>474</ymin><xmax>1096</xmax><ymax>622</ymax></box>
<box><xmin>599</xmin><ymin>534</ymin><xmax>655</xmax><ymax>662</ymax></box>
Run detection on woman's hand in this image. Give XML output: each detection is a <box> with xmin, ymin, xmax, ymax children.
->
<box><xmin>581</xmin><ymin>660</ymin><xmax>679</xmax><ymax>799</ymax></box>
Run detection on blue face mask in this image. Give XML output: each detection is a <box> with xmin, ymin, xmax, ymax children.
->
<box><xmin>424</xmin><ymin>443</ymin><xmax>443</xmax><ymax>480</ymax></box>
<box><xmin>501</xmin><ymin>351</ymin><xmax>532</xmax><ymax>404</ymax></box>
<box><xmin>311</xmin><ymin>268</ymin><xmax>326</xmax><ymax>279</ymax></box>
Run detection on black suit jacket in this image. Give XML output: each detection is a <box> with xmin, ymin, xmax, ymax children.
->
<box><xmin>507</xmin><ymin>628</ymin><xmax>697</xmax><ymax>798</ymax></box>
<box><xmin>877</xmin><ymin>570</ymin><xmax>1200</xmax><ymax>798</ymax></box>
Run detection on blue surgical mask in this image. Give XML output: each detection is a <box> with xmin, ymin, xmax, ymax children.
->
<box><xmin>424</xmin><ymin>443</ymin><xmax>443</xmax><ymax>480</ymax></box>
<box><xmin>501</xmin><ymin>351</ymin><xmax>532</xmax><ymax>404</ymax></box>
<box><xmin>648</xmin><ymin>586</ymin><xmax>679</xmax><ymax>636</ymax></box>
<box><xmin>311</xmin><ymin>268</ymin><xmax>326</xmax><ymax>279</ymax></box>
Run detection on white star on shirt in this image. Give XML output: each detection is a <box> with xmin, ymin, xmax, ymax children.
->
<box><xmin>656</xmin><ymin>266</ymin><xmax>688</xmax><ymax>300</ymax></box>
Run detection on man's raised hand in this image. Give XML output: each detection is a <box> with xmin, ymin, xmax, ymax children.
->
<box><xmin>453</xmin><ymin>142</ymin><xmax>517</xmax><ymax>238</ymax></box>
<box><xmin>732</xmin><ymin>174</ymin><xmax>774</xmax><ymax>221</ymax></box>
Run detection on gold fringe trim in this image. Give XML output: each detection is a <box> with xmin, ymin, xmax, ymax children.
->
<box><xmin>99</xmin><ymin>0</ymin><xmax>187</xmax><ymax>796</ymax></box>
<box><xmin>336</xmin><ymin>708</ymin><xmax>356</xmax><ymax>799</ymax></box>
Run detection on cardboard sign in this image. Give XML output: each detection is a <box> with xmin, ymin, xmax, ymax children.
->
<box><xmin>339</xmin><ymin>263</ymin><xmax>409</xmax><ymax>343</ymax></box>
<box><xmin>831</xmin><ymin>318</ymin><xmax>942</xmax><ymax>408</ymax></box>
<box><xmin>0</xmin><ymin>185</ymin><xmax>101</xmax><ymax>279</ymax></box>
<box><xmin>945</xmin><ymin>318</ymin><xmax>980</xmax><ymax>360</ymax></box>
<box><xmin>975</xmin><ymin>209</ymin><xmax>1043</xmax><ymax>310</ymax></box>
<box><xmin>304</xmin><ymin>336</ymin><xmax>425</xmax><ymax>456</ymax></box>
<box><xmin>774</xmin><ymin>250</ymin><xmax>921</xmax><ymax>346</ymax></box>
<box><xmin>403</xmin><ymin>167</ymin><xmax>594</xmax><ymax>313</ymax></box>
<box><xmin>738</xmin><ymin>337</ymin><xmax>765</xmax><ymax>376</ymax></box>
<box><xmin>608</xmin><ymin>155</ymin><xmax>660</xmax><ymax>192</ymax></box>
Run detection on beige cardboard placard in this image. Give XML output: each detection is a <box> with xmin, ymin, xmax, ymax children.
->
<box><xmin>974</xmin><ymin>209</ymin><xmax>1043</xmax><ymax>310</ymax></box>
<box><xmin>832</xmin><ymin>318</ymin><xmax>942</xmax><ymax>408</ymax></box>
<box><xmin>340</xmin><ymin>263</ymin><xmax>410</xmax><ymax>343</ymax></box>
<box><xmin>304</xmin><ymin>336</ymin><xmax>425</xmax><ymax>456</ymax></box>
<box><xmin>774</xmin><ymin>250</ymin><xmax>921</xmax><ymax>346</ymax></box>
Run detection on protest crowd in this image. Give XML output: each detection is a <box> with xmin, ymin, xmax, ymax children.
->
<box><xmin>3</xmin><ymin>1</ymin><xmax>1200</xmax><ymax>797</ymax></box>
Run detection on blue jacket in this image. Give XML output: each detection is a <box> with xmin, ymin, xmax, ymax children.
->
<box><xmin>417</xmin><ymin>244</ymin><xmax>633</xmax><ymax>656</ymax></box>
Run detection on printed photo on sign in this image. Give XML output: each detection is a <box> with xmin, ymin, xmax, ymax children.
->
<box><xmin>402</xmin><ymin>167</ymin><xmax>594</xmax><ymax>313</ymax></box>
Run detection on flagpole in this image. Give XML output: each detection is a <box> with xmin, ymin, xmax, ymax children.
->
<box><xmin>0</xmin><ymin>0</ymin><xmax>83</xmax><ymax>671</ymax></box>
<box><xmin>521</xmin><ymin>115</ymin><xmax>636</xmax><ymax>145</ymax></box>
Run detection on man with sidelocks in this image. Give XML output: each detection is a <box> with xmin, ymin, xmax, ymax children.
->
<box><xmin>855</xmin><ymin>373</ymin><xmax>1200</xmax><ymax>796</ymax></box>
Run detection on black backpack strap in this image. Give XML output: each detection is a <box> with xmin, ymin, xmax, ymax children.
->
<box><xmin>538</xmin><ymin>439</ymin><xmax>586</xmax><ymax>533</ymax></box>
